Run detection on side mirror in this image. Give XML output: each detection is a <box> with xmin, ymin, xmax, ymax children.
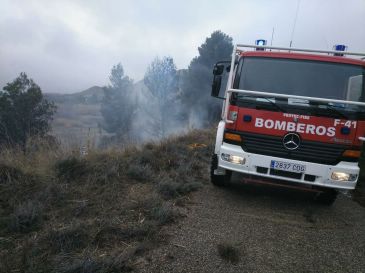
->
<box><xmin>211</xmin><ymin>61</ymin><xmax>230</xmax><ymax>98</ymax></box>
<box><xmin>211</xmin><ymin>75</ymin><xmax>222</xmax><ymax>97</ymax></box>
<box><xmin>213</xmin><ymin>64</ymin><xmax>225</xmax><ymax>76</ymax></box>
<box><xmin>347</xmin><ymin>75</ymin><xmax>363</xmax><ymax>102</ymax></box>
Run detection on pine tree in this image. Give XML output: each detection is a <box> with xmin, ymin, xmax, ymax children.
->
<box><xmin>0</xmin><ymin>73</ymin><xmax>56</xmax><ymax>149</ymax></box>
<box><xmin>144</xmin><ymin>56</ymin><xmax>178</xmax><ymax>138</ymax></box>
<box><xmin>181</xmin><ymin>31</ymin><xmax>233</xmax><ymax>126</ymax></box>
<box><xmin>100</xmin><ymin>63</ymin><xmax>135</xmax><ymax>139</ymax></box>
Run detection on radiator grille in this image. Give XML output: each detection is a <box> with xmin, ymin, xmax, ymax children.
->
<box><xmin>236</xmin><ymin>132</ymin><xmax>349</xmax><ymax>165</ymax></box>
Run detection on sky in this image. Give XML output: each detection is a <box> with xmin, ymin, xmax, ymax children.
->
<box><xmin>1</xmin><ymin>0</ymin><xmax>364</xmax><ymax>93</ymax></box>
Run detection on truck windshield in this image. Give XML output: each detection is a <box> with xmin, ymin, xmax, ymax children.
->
<box><xmin>236</xmin><ymin>57</ymin><xmax>365</xmax><ymax>103</ymax></box>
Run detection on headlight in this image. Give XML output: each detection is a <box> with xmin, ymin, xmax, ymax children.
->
<box><xmin>331</xmin><ymin>172</ymin><xmax>357</xmax><ymax>182</ymax></box>
<box><xmin>221</xmin><ymin>153</ymin><xmax>245</xmax><ymax>165</ymax></box>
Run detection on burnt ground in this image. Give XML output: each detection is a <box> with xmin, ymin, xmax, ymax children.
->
<box><xmin>137</xmin><ymin>173</ymin><xmax>365</xmax><ymax>273</ymax></box>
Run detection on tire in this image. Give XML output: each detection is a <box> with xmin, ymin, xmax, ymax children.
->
<box><xmin>210</xmin><ymin>154</ymin><xmax>232</xmax><ymax>187</ymax></box>
<box><xmin>315</xmin><ymin>188</ymin><xmax>338</xmax><ymax>205</ymax></box>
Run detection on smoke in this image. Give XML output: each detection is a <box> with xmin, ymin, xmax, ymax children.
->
<box><xmin>129</xmin><ymin>78</ymin><xmax>191</xmax><ymax>142</ymax></box>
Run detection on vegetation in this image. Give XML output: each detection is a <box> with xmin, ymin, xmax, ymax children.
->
<box><xmin>0</xmin><ymin>73</ymin><xmax>56</xmax><ymax>150</ymax></box>
<box><xmin>100</xmin><ymin>63</ymin><xmax>135</xmax><ymax>140</ymax></box>
<box><xmin>144</xmin><ymin>56</ymin><xmax>178</xmax><ymax>138</ymax></box>
<box><xmin>0</xmin><ymin>129</ymin><xmax>213</xmax><ymax>272</ymax></box>
<box><xmin>45</xmin><ymin>30</ymin><xmax>234</xmax><ymax>147</ymax></box>
<box><xmin>181</xmin><ymin>30</ymin><xmax>233</xmax><ymax>126</ymax></box>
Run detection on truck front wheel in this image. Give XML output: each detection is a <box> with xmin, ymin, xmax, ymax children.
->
<box><xmin>210</xmin><ymin>154</ymin><xmax>232</xmax><ymax>187</ymax></box>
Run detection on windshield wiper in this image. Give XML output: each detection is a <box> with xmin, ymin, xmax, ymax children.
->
<box><xmin>237</xmin><ymin>94</ymin><xmax>287</xmax><ymax>113</ymax></box>
<box><xmin>328</xmin><ymin>104</ymin><xmax>350</xmax><ymax>119</ymax></box>
<box><xmin>309</xmin><ymin>101</ymin><xmax>349</xmax><ymax>119</ymax></box>
<box><xmin>260</xmin><ymin>97</ymin><xmax>287</xmax><ymax>113</ymax></box>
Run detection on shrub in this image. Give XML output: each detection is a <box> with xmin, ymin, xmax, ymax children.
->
<box><xmin>157</xmin><ymin>178</ymin><xmax>180</xmax><ymax>199</ymax></box>
<box><xmin>55</xmin><ymin>157</ymin><xmax>88</xmax><ymax>183</ymax></box>
<box><xmin>48</xmin><ymin>224</ymin><xmax>89</xmax><ymax>253</ymax></box>
<box><xmin>83</xmin><ymin>153</ymin><xmax>121</xmax><ymax>184</ymax></box>
<box><xmin>150</xmin><ymin>203</ymin><xmax>175</xmax><ymax>225</ymax></box>
<box><xmin>178</xmin><ymin>181</ymin><xmax>202</xmax><ymax>194</ymax></box>
<box><xmin>0</xmin><ymin>163</ymin><xmax>25</xmax><ymax>184</ymax></box>
<box><xmin>133</xmin><ymin>194</ymin><xmax>163</xmax><ymax>220</ymax></box>
<box><xmin>38</xmin><ymin>182</ymin><xmax>65</xmax><ymax>207</ymax></box>
<box><xmin>55</xmin><ymin>153</ymin><xmax>124</xmax><ymax>185</ymax></box>
<box><xmin>94</xmin><ymin>222</ymin><xmax>158</xmax><ymax>248</ymax></box>
<box><xmin>17</xmin><ymin>238</ymin><xmax>50</xmax><ymax>273</ymax></box>
<box><xmin>126</xmin><ymin>164</ymin><xmax>154</xmax><ymax>182</ymax></box>
<box><xmin>8</xmin><ymin>201</ymin><xmax>43</xmax><ymax>233</ymax></box>
<box><xmin>56</xmin><ymin>252</ymin><xmax>134</xmax><ymax>273</ymax></box>
<box><xmin>157</xmin><ymin>175</ymin><xmax>202</xmax><ymax>199</ymax></box>
<box><xmin>135</xmin><ymin>149</ymin><xmax>155</xmax><ymax>165</ymax></box>
<box><xmin>217</xmin><ymin>242</ymin><xmax>240</xmax><ymax>264</ymax></box>
<box><xmin>57</xmin><ymin>256</ymin><xmax>103</xmax><ymax>273</ymax></box>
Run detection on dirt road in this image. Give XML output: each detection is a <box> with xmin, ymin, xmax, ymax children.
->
<box><xmin>138</xmin><ymin>174</ymin><xmax>365</xmax><ymax>273</ymax></box>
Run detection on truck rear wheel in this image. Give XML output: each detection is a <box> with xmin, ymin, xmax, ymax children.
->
<box><xmin>210</xmin><ymin>154</ymin><xmax>232</xmax><ymax>187</ymax></box>
<box><xmin>315</xmin><ymin>188</ymin><xmax>338</xmax><ymax>205</ymax></box>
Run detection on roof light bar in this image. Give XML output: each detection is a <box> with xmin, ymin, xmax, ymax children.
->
<box><xmin>236</xmin><ymin>44</ymin><xmax>365</xmax><ymax>57</ymax></box>
<box><xmin>333</xmin><ymin>44</ymin><xmax>347</xmax><ymax>56</ymax></box>
<box><xmin>255</xmin><ymin>40</ymin><xmax>267</xmax><ymax>51</ymax></box>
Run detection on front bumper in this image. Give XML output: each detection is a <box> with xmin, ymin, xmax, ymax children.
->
<box><xmin>218</xmin><ymin>142</ymin><xmax>359</xmax><ymax>190</ymax></box>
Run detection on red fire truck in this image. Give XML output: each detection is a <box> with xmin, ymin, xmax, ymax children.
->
<box><xmin>210</xmin><ymin>43</ymin><xmax>365</xmax><ymax>205</ymax></box>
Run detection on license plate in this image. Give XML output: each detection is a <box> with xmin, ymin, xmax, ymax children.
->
<box><xmin>270</xmin><ymin>160</ymin><xmax>306</xmax><ymax>173</ymax></box>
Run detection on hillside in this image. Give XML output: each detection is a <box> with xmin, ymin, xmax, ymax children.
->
<box><xmin>45</xmin><ymin>81</ymin><xmax>150</xmax><ymax>148</ymax></box>
<box><xmin>45</xmin><ymin>86</ymin><xmax>105</xmax><ymax>105</ymax></box>
<box><xmin>0</xmin><ymin>129</ymin><xmax>213</xmax><ymax>272</ymax></box>
<box><xmin>45</xmin><ymin>86</ymin><xmax>105</xmax><ymax>148</ymax></box>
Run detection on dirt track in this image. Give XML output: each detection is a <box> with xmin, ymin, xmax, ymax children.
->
<box><xmin>138</xmin><ymin>174</ymin><xmax>365</xmax><ymax>273</ymax></box>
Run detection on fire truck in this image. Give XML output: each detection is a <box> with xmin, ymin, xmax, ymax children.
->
<box><xmin>210</xmin><ymin>42</ymin><xmax>365</xmax><ymax>205</ymax></box>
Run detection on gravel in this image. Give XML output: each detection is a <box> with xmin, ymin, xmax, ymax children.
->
<box><xmin>137</xmin><ymin>174</ymin><xmax>365</xmax><ymax>273</ymax></box>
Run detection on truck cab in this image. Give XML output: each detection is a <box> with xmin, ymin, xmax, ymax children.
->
<box><xmin>211</xmin><ymin>44</ymin><xmax>365</xmax><ymax>205</ymax></box>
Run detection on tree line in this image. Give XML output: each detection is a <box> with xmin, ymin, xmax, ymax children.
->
<box><xmin>101</xmin><ymin>30</ymin><xmax>233</xmax><ymax>142</ymax></box>
<box><xmin>0</xmin><ymin>30</ymin><xmax>233</xmax><ymax>148</ymax></box>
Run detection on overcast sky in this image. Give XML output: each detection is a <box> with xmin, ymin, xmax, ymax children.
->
<box><xmin>1</xmin><ymin>0</ymin><xmax>364</xmax><ymax>93</ymax></box>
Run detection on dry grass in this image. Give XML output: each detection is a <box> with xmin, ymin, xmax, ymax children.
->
<box><xmin>0</xmin><ymin>129</ymin><xmax>214</xmax><ymax>272</ymax></box>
